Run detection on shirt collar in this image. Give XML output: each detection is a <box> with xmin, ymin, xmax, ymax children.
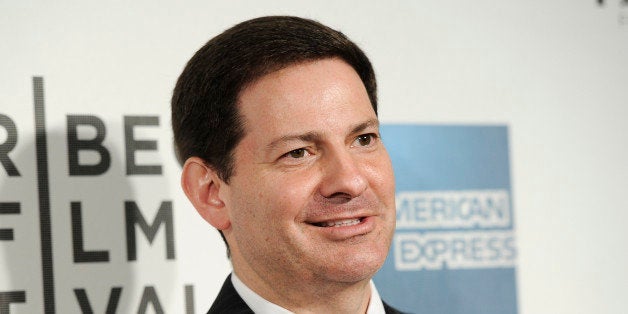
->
<box><xmin>231</xmin><ymin>272</ymin><xmax>385</xmax><ymax>314</ymax></box>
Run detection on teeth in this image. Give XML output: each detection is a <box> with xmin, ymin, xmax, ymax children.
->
<box><xmin>317</xmin><ymin>218</ymin><xmax>361</xmax><ymax>227</ymax></box>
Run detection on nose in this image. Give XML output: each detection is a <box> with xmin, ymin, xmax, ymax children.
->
<box><xmin>318</xmin><ymin>148</ymin><xmax>368</xmax><ymax>201</ymax></box>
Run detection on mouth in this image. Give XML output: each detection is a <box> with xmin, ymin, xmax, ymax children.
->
<box><xmin>310</xmin><ymin>217</ymin><xmax>364</xmax><ymax>228</ymax></box>
<box><xmin>306</xmin><ymin>216</ymin><xmax>376</xmax><ymax>240</ymax></box>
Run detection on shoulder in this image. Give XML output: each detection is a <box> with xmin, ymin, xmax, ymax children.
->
<box><xmin>207</xmin><ymin>274</ymin><xmax>254</xmax><ymax>314</ymax></box>
<box><xmin>383</xmin><ymin>300</ymin><xmax>411</xmax><ymax>314</ymax></box>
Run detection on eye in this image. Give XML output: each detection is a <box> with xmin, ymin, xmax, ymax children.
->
<box><xmin>354</xmin><ymin>133</ymin><xmax>377</xmax><ymax>147</ymax></box>
<box><xmin>284</xmin><ymin>148</ymin><xmax>307</xmax><ymax>159</ymax></box>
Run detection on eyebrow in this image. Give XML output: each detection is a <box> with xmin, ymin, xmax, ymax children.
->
<box><xmin>264</xmin><ymin>118</ymin><xmax>380</xmax><ymax>151</ymax></box>
<box><xmin>350</xmin><ymin>118</ymin><xmax>380</xmax><ymax>136</ymax></box>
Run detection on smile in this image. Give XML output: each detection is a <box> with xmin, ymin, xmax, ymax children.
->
<box><xmin>313</xmin><ymin>218</ymin><xmax>363</xmax><ymax>228</ymax></box>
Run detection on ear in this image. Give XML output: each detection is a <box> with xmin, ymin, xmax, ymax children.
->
<box><xmin>181</xmin><ymin>157</ymin><xmax>231</xmax><ymax>230</ymax></box>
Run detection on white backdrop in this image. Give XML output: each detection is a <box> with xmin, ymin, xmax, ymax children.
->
<box><xmin>1</xmin><ymin>1</ymin><xmax>627</xmax><ymax>313</ymax></box>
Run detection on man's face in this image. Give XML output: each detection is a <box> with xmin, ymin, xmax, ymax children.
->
<box><xmin>221</xmin><ymin>58</ymin><xmax>396</xmax><ymax>286</ymax></box>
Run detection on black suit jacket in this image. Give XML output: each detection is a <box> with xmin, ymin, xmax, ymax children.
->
<box><xmin>207</xmin><ymin>274</ymin><xmax>405</xmax><ymax>314</ymax></box>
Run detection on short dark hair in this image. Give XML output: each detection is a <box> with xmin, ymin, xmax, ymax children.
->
<box><xmin>171</xmin><ymin>16</ymin><xmax>378</xmax><ymax>182</ymax></box>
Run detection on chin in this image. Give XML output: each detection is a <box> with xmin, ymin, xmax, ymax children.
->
<box><xmin>319</xmin><ymin>250</ymin><xmax>387</xmax><ymax>283</ymax></box>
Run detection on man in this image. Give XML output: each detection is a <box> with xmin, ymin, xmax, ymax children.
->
<box><xmin>172</xmin><ymin>16</ymin><xmax>401</xmax><ymax>313</ymax></box>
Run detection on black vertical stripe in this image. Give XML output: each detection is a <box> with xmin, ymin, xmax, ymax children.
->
<box><xmin>33</xmin><ymin>76</ymin><xmax>55</xmax><ymax>313</ymax></box>
<box><xmin>185</xmin><ymin>285</ymin><xmax>194</xmax><ymax>314</ymax></box>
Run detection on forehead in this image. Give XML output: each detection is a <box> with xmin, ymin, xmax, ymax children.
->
<box><xmin>235</xmin><ymin>58</ymin><xmax>375</xmax><ymax>141</ymax></box>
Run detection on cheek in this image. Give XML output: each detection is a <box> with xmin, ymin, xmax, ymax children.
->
<box><xmin>273</xmin><ymin>173</ymin><xmax>320</xmax><ymax>217</ymax></box>
<box><xmin>264</xmin><ymin>171</ymin><xmax>323</xmax><ymax>226</ymax></box>
<box><xmin>365</xmin><ymin>154</ymin><xmax>396</xmax><ymax>193</ymax></box>
<box><xmin>233</xmin><ymin>172</ymin><xmax>317</xmax><ymax>224</ymax></box>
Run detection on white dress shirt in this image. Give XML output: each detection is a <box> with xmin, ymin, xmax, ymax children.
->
<box><xmin>231</xmin><ymin>272</ymin><xmax>386</xmax><ymax>314</ymax></box>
